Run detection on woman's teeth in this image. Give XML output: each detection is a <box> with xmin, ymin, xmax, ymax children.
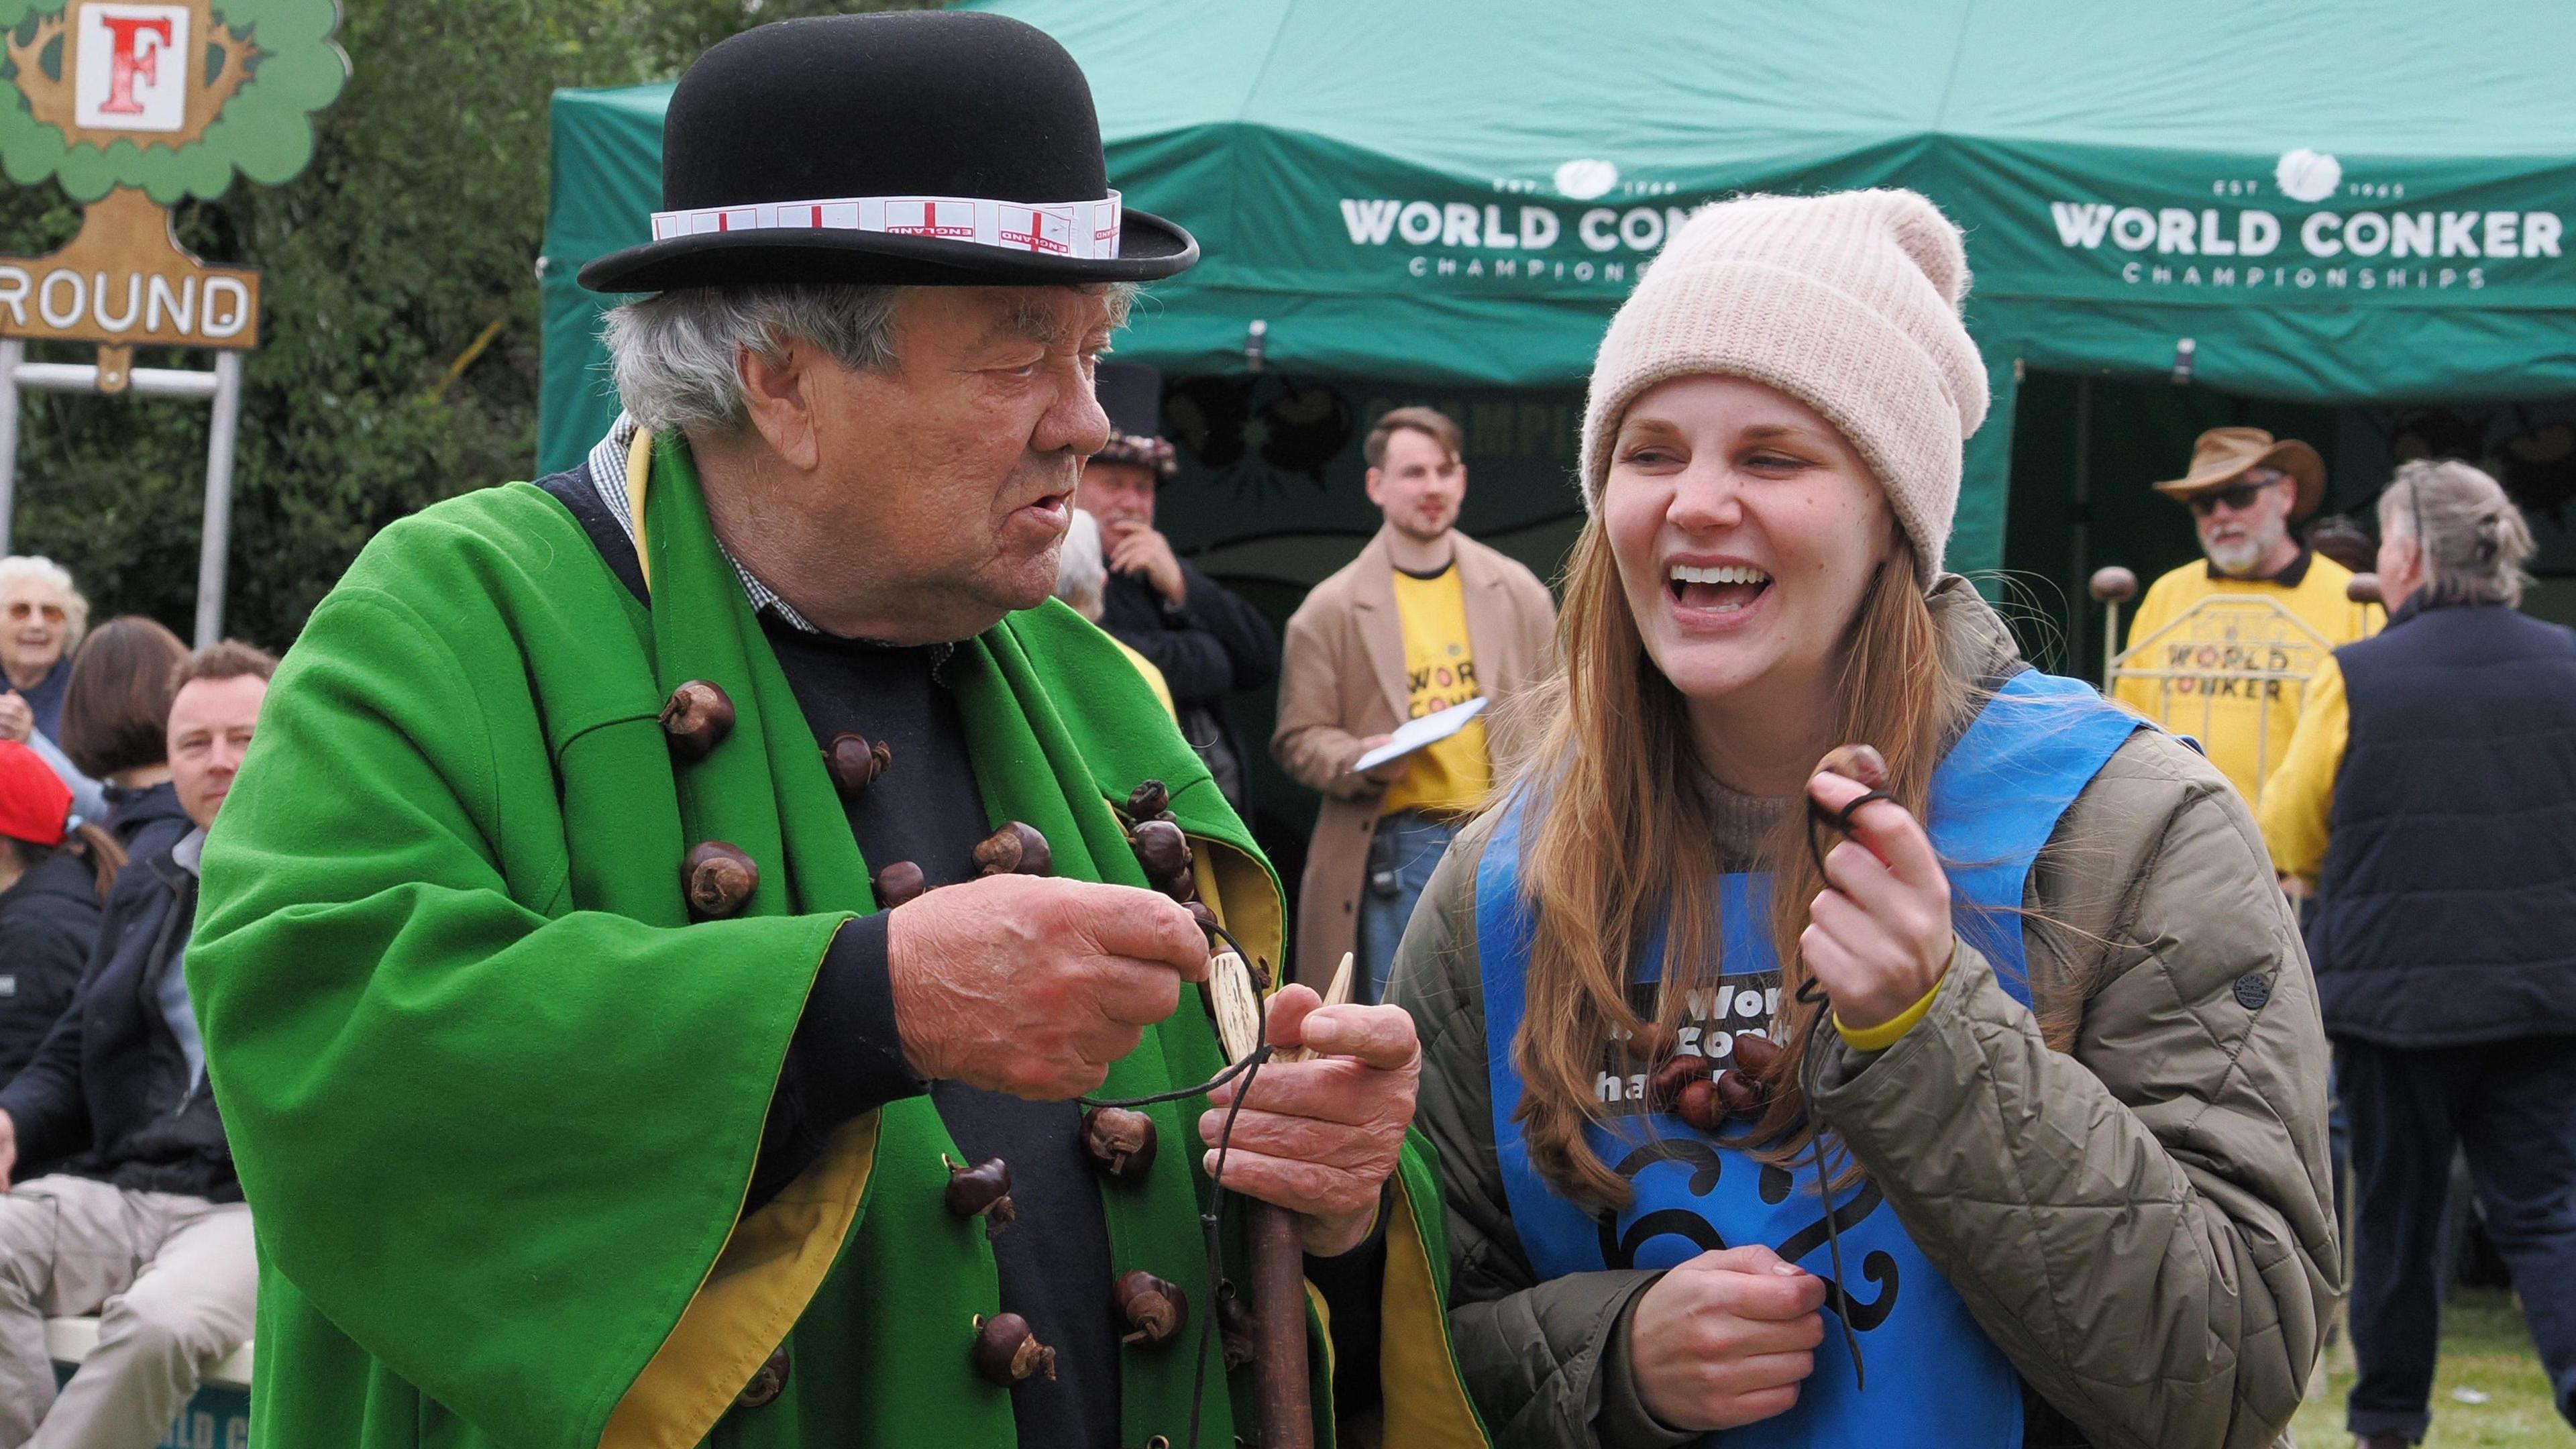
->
<box><xmin>1668</xmin><ymin>563</ymin><xmax>1770</xmax><ymax>613</ymax></box>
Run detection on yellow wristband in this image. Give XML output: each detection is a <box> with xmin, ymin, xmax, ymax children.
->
<box><xmin>1833</xmin><ymin>974</ymin><xmax>1944</xmax><ymax>1053</ymax></box>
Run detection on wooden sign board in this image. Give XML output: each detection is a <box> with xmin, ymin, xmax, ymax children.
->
<box><xmin>0</xmin><ymin>187</ymin><xmax>259</xmax><ymax>352</ymax></box>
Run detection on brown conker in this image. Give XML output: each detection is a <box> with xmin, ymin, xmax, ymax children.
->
<box><xmin>1714</xmin><ymin>1068</ymin><xmax>1765</xmax><ymax>1118</ymax></box>
<box><xmin>682</xmin><ymin>842</ymin><xmax>757</xmax><ymax>918</ymax></box>
<box><xmin>973</xmin><ymin>821</ymin><xmax>1053</xmax><ymax>877</ymax></box>
<box><xmin>824</xmin><ymin>732</ymin><xmax>893</xmax><ymax>796</ymax></box>
<box><xmin>659</xmin><ymin>680</ymin><xmax>735</xmax><ymax>762</ymax></box>
<box><xmin>1081</xmin><ymin>1106</ymin><xmax>1159</xmax><ymax>1183</ymax></box>
<box><xmin>1729</xmin><ymin>1032</ymin><xmax>1784</xmax><ymax>1083</ymax></box>
<box><xmin>970</xmin><ymin>1312</ymin><xmax>1055</xmax><ymax>1385</ymax></box>
<box><xmin>943</xmin><ymin>1156</ymin><xmax>1016</xmax><ymax>1237</ymax></box>
<box><xmin>873</xmin><ymin>859</ymin><xmax>928</xmax><ymax>907</ymax></box>
<box><xmin>1647</xmin><ymin>1053</ymin><xmax>1711</xmax><ymax>1114</ymax></box>
<box><xmin>1126</xmin><ymin>818</ymin><xmax>1192</xmax><ymax>885</ymax></box>
<box><xmin>1817</xmin><ymin>743</ymin><xmax>1890</xmax><ymax>790</ymax></box>
<box><xmin>1674</xmin><ymin>1077</ymin><xmax>1723</xmax><ymax>1133</ymax></box>
<box><xmin>1216</xmin><ymin>1283</ymin><xmax>1255</xmax><ymax>1370</ymax></box>
<box><xmin>1183</xmin><ymin>900</ymin><xmax>1223</xmax><ymax>947</ymax></box>
<box><xmin>1126</xmin><ymin>779</ymin><xmax>1171</xmax><ymax>820</ymax></box>
<box><xmin>1114</xmin><ymin>1270</ymin><xmax>1188</xmax><ymax>1350</ymax></box>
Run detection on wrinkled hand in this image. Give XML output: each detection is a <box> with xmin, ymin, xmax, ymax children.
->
<box><xmin>1104</xmin><ymin>521</ymin><xmax>1188</xmax><ymax>608</ymax></box>
<box><xmin>1629</xmin><ymin>1245</ymin><xmax>1827</xmax><ymax>1430</ymax></box>
<box><xmin>888</xmin><ymin>875</ymin><xmax>1210</xmax><ymax>1099</ymax></box>
<box><xmin>0</xmin><ymin>693</ymin><xmax>29</xmax><ymax>745</ymax></box>
<box><xmin>1200</xmin><ymin>985</ymin><xmax>1419</xmax><ymax>1256</ymax></box>
<box><xmin>1801</xmin><ymin>771</ymin><xmax>1953</xmax><ymax>1032</ymax></box>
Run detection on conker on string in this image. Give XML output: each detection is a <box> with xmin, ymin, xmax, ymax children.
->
<box><xmin>873</xmin><ymin>860</ymin><xmax>927</xmax><ymax>907</ymax></box>
<box><xmin>1126</xmin><ymin>819</ymin><xmax>1191</xmax><ymax>883</ymax></box>
<box><xmin>1674</xmin><ymin>1078</ymin><xmax>1723</xmax><ymax>1134</ymax></box>
<box><xmin>682</xmin><ymin>842</ymin><xmax>757</xmax><ymax>918</ymax></box>
<box><xmin>1714</xmin><ymin>1069</ymin><xmax>1764</xmax><ymax>1119</ymax></box>
<box><xmin>1183</xmin><ymin>900</ymin><xmax>1222</xmax><ymax>947</ymax></box>
<box><xmin>1081</xmin><ymin>1106</ymin><xmax>1158</xmax><ymax>1183</ymax></box>
<box><xmin>1126</xmin><ymin>779</ymin><xmax>1171</xmax><ymax>820</ymax></box>
<box><xmin>1648</xmin><ymin>1053</ymin><xmax>1711</xmax><ymax>1114</ymax></box>
<box><xmin>659</xmin><ymin>680</ymin><xmax>735</xmax><ymax>762</ymax></box>
<box><xmin>1216</xmin><ymin>1284</ymin><xmax>1255</xmax><ymax>1370</ymax></box>
<box><xmin>1729</xmin><ymin>1032</ymin><xmax>1784</xmax><ymax>1083</ymax></box>
<box><xmin>824</xmin><ymin>732</ymin><xmax>892</xmax><ymax>796</ymax></box>
<box><xmin>970</xmin><ymin>1313</ymin><xmax>1055</xmax><ymax>1385</ymax></box>
<box><xmin>1113</xmin><ymin>1270</ymin><xmax>1187</xmax><ymax>1349</ymax></box>
<box><xmin>944</xmin><ymin>1156</ymin><xmax>1016</xmax><ymax>1236</ymax></box>
<box><xmin>974</xmin><ymin>821</ymin><xmax>1053</xmax><ymax>877</ymax></box>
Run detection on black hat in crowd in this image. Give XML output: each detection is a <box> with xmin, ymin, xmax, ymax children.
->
<box><xmin>1093</xmin><ymin>361</ymin><xmax>1176</xmax><ymax>478</ymax></box>
<box><xmin>580</xmin><ymin>11</ymin><xmax>1198</xmax><ymax>294</ymax></box>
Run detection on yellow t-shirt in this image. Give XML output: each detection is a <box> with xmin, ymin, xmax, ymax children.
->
<box><xmin>1381</xmin><ymin>564</ymin><xmax>1491</xmax><ymax>818</ymax></box>
<box><xmin>2110</xmin><ymin>551</ymin><xmax>2381</xmax><ymax>808</ymax></box>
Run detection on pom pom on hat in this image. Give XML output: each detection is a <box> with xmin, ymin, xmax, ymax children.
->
<box><xmin>1578</xmin><ymin>189</ymin><xmax>1990</xmax><ymax>584</ymax></box>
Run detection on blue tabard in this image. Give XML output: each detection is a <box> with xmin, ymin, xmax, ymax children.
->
<box><xmin>1477</xmin><ymin>669</ymin><xmax>2145</xmax><ymax>1448</ymax></box>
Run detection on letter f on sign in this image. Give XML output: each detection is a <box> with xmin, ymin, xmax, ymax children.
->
<box><xmin>98</xmin><ymin>15</ymin><xmax>172</xmax><ymax>115</ymax></box>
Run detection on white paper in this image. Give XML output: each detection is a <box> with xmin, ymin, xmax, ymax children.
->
<box><xmin>1351</xmin><ymin>696</ymin><xmax>1488</xmax><ymax>774</ymax></box>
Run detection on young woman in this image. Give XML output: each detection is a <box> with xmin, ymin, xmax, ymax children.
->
<box><xmin>1389</xmin><ymin>191</ymin><xmax>2339</xmax><ymax>1448</ymax></box>
<box><xmin>58</xmin><ymin>614</ymin><xmax>194</xmax><ymax>861</ymax></box>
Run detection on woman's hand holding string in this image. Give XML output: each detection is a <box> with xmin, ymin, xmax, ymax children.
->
<box><xmin>1800</xmin><ymin>771</ymin><xmax>1954</xmax><ymax>1032</ymax></box>
<box><xmin>1628</xmin><ymin>1244</ymin><xmax>1827</xmax><ymax>1430</ymax></box>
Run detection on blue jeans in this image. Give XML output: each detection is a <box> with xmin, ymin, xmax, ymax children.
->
<box><xmin>1354</xmin><ymin>810</ymin><xmax>1458</xmax><ymax>1005</ymax></box>
<box><xmin>2339</xmin><ymin>1034</ymin><xmax>2576</xmax><ymax>1439</ymax></box>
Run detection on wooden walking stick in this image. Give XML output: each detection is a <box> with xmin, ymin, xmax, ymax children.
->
<box><xmin>1224</xmin><ymin>951</ymin><xmax>1355</xmax><ymax>1449</ymax></box>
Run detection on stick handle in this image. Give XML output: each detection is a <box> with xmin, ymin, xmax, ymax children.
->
<box><xmin>1250</xmin><ymin>1201</ymin><xmax>1314</xmax><ymax>1449</ymax></box>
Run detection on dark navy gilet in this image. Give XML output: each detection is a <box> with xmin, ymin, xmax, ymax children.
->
<box><xmin>1478</xmin><ymin>669</ymin><xmax>2143</xmax><ymax>1448</ymax></box>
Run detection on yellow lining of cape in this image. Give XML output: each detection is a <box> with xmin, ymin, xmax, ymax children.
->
<box><xmin>625</xmin><ymin>425</ymin><xmax>656</xmax><ymax>589</ymax></box>
<box><xmin>1190</xmin><ymin>838</ymin><xmax>1285</xmax><ymax>993</ymax></box>
<box><xmin>1376</xmin><ymin>1171</ymin><xmax>1490</xmax><ymax>1448</ymax></box>
<box><xmin>602</xmin><ymin>1110</ymin><xmax>880</xmax><ymax>1449</ymax></box>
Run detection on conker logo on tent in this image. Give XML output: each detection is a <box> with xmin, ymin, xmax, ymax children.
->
<box><xmin>2045</xmin><ymin>148</ymin><xmax>2564</xmax><ymax>295</ymax></box>
<box><xmin>1335</xmin><ymin>156</ymin><xmax>1695</xmax><ymax>290</ymax></box>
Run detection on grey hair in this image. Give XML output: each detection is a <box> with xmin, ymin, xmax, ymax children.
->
<box><xmin>0</xmin><ymin>555</ymin><xmax>88</xmax><ymax>652</ymax></box>
<box><xmin>2377</xmin><ymin>459</ymin><xmax>2535</xmax><ymax>608</ymax></box>
<box><xmin>1054</xmin><ymin>507</ymin><xmax>1108</xmax><ymax>620</ymax></box>
<box><xmin>600</xmin><ymin>281</ymin><xmax>1144</xmax><ymax>436</ymax></box>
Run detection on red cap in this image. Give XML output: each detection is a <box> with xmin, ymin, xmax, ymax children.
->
<box><xmin>0</xmin><ymin>743</ymin><xmax>70</xmax><ymax>849</ymax></box>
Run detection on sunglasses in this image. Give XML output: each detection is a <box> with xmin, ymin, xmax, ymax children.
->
<box><xmin>3</xmin><ymin>601</ymin><xmax>63</xmax><ymax>625</ymax></box>
<box><xmin>2187</xmin><ymin>476</ymin><xmax>2282</xmax><ymax>516</ymax></box>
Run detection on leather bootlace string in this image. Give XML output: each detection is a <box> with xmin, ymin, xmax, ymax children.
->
<box><xmin>1794</xmin><ymin>794</ymin><xmax>1893</xmax><ymax>1393</ymax></box>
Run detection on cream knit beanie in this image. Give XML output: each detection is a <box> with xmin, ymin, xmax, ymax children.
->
<box><xmin>1578</xmin><ymin>189</ymin><xmax>1990</xmax><ymax>584</ymax></box>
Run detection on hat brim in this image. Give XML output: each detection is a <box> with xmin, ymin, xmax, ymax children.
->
<box><xmin>2153</xmin><ymin>439</ymin><xmax>2327</xmax><ymax>521</ymax></box>
<box><xmin>577</xmin><ymin>207</ymin><xmax>1197</xmax><ymax>294</ymax></box>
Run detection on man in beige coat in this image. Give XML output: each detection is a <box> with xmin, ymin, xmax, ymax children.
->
<box><xmin>1273</xmin><ymin>407</ymin><xmax>1556</xmax><ymax>996</ymax></box>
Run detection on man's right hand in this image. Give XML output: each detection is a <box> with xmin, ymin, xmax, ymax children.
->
<box><xmin>886</xmin><ymin>875</ymin><xmax>1211</xmax><ymax>1099</ymax></box>
<box><xmin>0</xmin><ymin>1108</ymin><xmax>19</xmax><ymax>1192</ymax></box>
<box><xmin>1628</xmin><ymin>1244</ymin><xmax>1827</xmax><ymax>1431</ymax></box>
<box><xmin>0</xmin><ymin>692</ymin><xmax>30</xmax><ymax>745</ymax></box>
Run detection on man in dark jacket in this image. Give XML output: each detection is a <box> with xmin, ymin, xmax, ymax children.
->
<box><xmin>0</xmin><ymin>642</ymin><xmax>272</xmax><ymax>1449</ymax></box>
<box><xmin>2262</xmin><ymin>460</ymin><xmax>2576</xmax><ymax>1447</ymax></box>
<box><xmin>0</xmin><ymin>742</ymin><xmax>106</xmax><ymax>1081</ymax></box>
<box><xmin>1079</xmin><ymin>362</ymin><xmax>1279</xmax><ymax>812</ymax></box>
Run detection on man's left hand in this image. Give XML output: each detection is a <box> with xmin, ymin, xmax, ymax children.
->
<box><xmin>1199</xmin><ymin>985</ymin><xmax>1419</xmax><ymax>1256</ymax></box>
<box><xmin>1104</xmin><ymin>521</ymin><xmax>1189</xmax><ymax>608</ymax></box>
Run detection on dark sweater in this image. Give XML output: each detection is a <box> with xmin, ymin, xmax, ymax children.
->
<box><xmin>0</xmin><ymin>848</ymin><xmax>102</xmax><ymax>1081</ymax></box>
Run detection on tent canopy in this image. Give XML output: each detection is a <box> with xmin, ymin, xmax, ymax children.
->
<box><xmin>539</xmin><ymin>0</ymin><xmax>2576</xmax><ymax>575</ymax></box>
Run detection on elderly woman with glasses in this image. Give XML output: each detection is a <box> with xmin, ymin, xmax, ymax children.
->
<box><xmin>0</xmin><ymin>557</ymin><xmax>89</xmax><ymax>747</ymax></box>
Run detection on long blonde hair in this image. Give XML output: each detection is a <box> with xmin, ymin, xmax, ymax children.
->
<box><xmin>1505</xmin><ymin>514</ymin><xmax>1964</xmax><ymax>1209</ymax></box>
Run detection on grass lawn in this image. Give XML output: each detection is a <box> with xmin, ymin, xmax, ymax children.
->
<box><xmin>2292</xmin><ymin>1289</ymin><xmax>2569</xmax><ymax>1448</ymax></box>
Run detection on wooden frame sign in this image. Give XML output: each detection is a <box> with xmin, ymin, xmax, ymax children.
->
<box><xmin>0</xmin><ymin>187</ymin><xmax>260</xmax><ymax>354</ymax></box>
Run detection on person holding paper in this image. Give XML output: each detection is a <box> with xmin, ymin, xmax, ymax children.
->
<box><xmin>1273</xmin><ymin>406</ymin><xmax>1557</xmax><ymax>1000</ymax></box>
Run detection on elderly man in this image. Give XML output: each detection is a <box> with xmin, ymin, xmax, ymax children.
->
<box><xmin>189</xmin><ymin>14</ymin><xmax>1481</xmax><ymax>1449</ymax></box>
<box><xmin>2112</xmin><ymin>427</ymin><xmax>2380</xmax><ymax>806</ymax></box>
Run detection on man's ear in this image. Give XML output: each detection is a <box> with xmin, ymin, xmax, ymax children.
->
<box><xmin>1363</xmin><ymin>466</ymin><xmax>1385</xmax><ymax>508</ymax></box>
<box><xmin>737</xmin><ymin>341</ymin><xmax>822</xmax><ymax>471</ymax></box>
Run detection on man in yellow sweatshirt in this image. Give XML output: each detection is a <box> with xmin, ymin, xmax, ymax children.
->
<box><xmin>2112</xmin><ymin>427</ymin><xmax>2381</xmax><ymax>808</ymax></box>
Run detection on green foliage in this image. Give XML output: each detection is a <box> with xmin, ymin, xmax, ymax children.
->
<box><xmin>0</xmin><ymin>0</ymin><xmax>934</xmax><ymax>651</ymax></box>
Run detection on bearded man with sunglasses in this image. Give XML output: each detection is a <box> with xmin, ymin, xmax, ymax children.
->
<box><xmin>2112</xmin><ymin>427</ymin><xmax>2381</xmax><ymax>807</ymax></box>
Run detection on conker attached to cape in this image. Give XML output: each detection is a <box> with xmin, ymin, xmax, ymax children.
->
<box><xmin>1216</xmin><ymin>1283</ymin><xmax>1256</xmax><ymax>1370</ymax></box>
<box><xmin>1081</xmin><ymin>1106</ymin><xmax>1158</xmax><ymax>1183</ymax></box>
<box><xmin>1183</xmin><ymin>900</ymin><xmax>1223</xmax><ymax>947</ymax></box>
<box><xmin>943</xmin><ymin>1156</ymin><xmax>1016</xmax><ymax>1236</ymax></box>
<box><xmin>1113</xmin><ymin>1270</ymin><xmax>1187</xmax><ymax>1349</ymax></box>
<box><xmin>970</xmin><ymin>1312</ymin><xmax>1056</xmax><ymax>1385</ymax></box>
<box><xmin>873</xmin><ymin>859</ymin><xmax>928</xmax><ymax>907</ymax></box>
<box><xmin>824</xmin><ymin>732</ymin><xmax>893</xmax><ymax>796</ymax></box>
<box><xmin>1126</xmin><ymin>818</ymin><xmax>1192</xmax><ymax>884</ymax></box>
<box><xmin>682</xmin><ymin>842</ymin><xmax>757</xmax><ymax>918</ymax></box>
<box><xmin>659</xmin><ymin>680</ymin><xmax>735</xmax><ymax>762</ymax></box>
<box><xmin>973</xmin><ymin>821</ymin><xmax>1053</xmax><ymax>877</ymax></box>
<box><xmin>1126</xmin><ymin>779</ymin><xmax>1171</xmax><ymax>820</ymax></box>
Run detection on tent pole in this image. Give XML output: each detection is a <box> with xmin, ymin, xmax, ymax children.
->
<box><xmin>2069</xmin><ymin>376</ymin><xmax>2093</xmax><ymax>677</ymax></box>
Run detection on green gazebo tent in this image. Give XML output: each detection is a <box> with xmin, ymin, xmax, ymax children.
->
<box><xmin>539</xmin><ymin>0</ymin><xmax>2576</xmax><ymax>851</ymax></box>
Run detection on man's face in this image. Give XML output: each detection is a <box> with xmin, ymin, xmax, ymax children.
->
<box><xmin>1080</xmin><ymin>460</ymin><xmax>1159</xmax><ymax>531</ymax></box>
<box><xmin>1365</xmin><ymin>427</ymin><xmax>1466</xmax><ymax>544</ymax></box>
<box><xmin>168</xmin><ymin>674</ymin><xmax>266</xmax><ymax>828</ymax></box>
<box><xmin>2193</xmin><ymin>466</ymin><xmax>2296</xmax><ymax>577</ymax></box>
<box><xmin>743</xmin><ymin>286</ymin><xmax>1116</xmax><ymax>642</ymax></box>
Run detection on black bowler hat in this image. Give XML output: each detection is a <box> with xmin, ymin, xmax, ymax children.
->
<box><xmin>579</xmin><ymin>11</ymin><xmax>1197</xmax><ymax>294</ymax></box>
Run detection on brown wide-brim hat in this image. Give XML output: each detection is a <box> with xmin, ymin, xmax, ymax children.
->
<box><xmin>2153</xmin><ymin>426</ymin><xmax>2326</xmax><ymax>521</ymax></box>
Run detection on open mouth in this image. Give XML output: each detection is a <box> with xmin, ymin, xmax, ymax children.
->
<box><xmin>1668</xmin><ymin>561</ymin><xmax>1772</xmax><ymax>614</ymax></box>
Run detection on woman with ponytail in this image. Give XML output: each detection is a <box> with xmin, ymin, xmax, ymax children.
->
<box><xmin>2263</xmin><ymin>460</ymin><xmax>2576</xmax><ymax>1448</ymax></box>
<box><xmin>1387</xmin><ymin>190</ymin><xmax>2337</xmax><ymax>1449</ymax></box>
<box><xmin>0</xmin><ymin>741</ymin><xmax>125</xmax><ymax>1078</ymax></box>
